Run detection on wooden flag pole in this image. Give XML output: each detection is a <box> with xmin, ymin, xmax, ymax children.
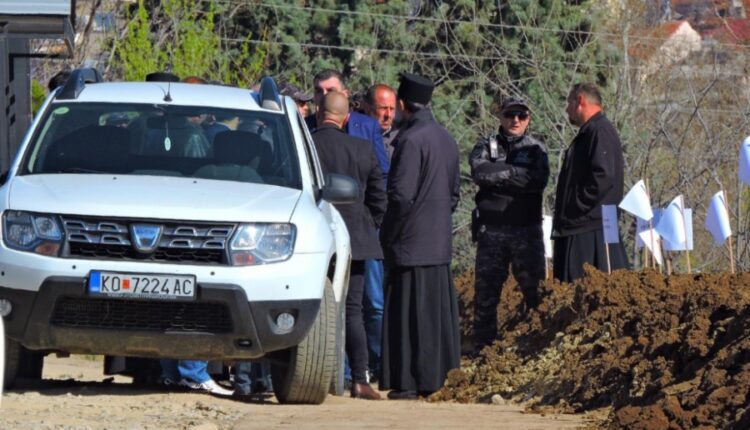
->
<box><xmin>728</xmin><ymin>236</ymin><xmax>736</xmax><ymax>274</ymax></box>
<box><xmin>658</xmin><ymin>238</ymin><xmax>666</xmax><ymax>275</ymax></box>
<box><xmin>545</xmin><ymin>258</ymin><xmax>550</xmax><ymax>280</ymax></box>
<box><xmin>605</xmin><ymin>243</ymin><xmax>612</xmax><ymax>274</ymax></box>
<box><xmin>679</xmin><ymin>197</ymin><xmax>692</xmax><ymax>273</ymax></box>
<box><xmin>666</xmin><ymin>252</ymin><xmax>672</xmax><ymax>275</ymax></box>
<box><xmin>645</xmin><ymin>179</ymin><xmax>655</xmax><ymax>268</ymax></box>
<box><xmin>722</xmin><ymin>190</ymin><xmax>736</xmax><ymax>274</ymax></box>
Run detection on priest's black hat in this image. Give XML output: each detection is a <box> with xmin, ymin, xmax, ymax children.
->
<box><xmin>397</xmin><ymin>73</ymin><xmax>434</xmax><ymax>105</ymax></box>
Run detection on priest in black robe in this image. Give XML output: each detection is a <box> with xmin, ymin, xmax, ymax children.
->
<box><xmin>379</xmin><ymin>73</ymin><xmax>461</xmax><ymax>399</ymax></box>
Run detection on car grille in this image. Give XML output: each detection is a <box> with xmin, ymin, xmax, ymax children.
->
<box><xmin>61</xmin><ymin>216</ymin><xmax>235</xmax><ymax>265</ymax></box>
<box><xmin>51</xmin><ymin>297</ymin><xmax>233</xmax><ymax>333</ymax></box>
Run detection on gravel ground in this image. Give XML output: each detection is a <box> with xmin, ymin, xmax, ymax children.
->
<box><xmin>0</xmin><ymin>355</ymin><xmax>588</xmax><ymax>430</ymax></box>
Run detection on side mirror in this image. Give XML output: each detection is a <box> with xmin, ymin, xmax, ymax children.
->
<box><xmin>320</xmin><ymin>173</ymin><xmax>359</xmax><ymax>204</ymax></box>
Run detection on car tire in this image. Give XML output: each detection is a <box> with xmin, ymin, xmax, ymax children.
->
<box><xmin>4</xmin><ymin>337</ymin><xmax>43</xmax><ymax>389</ymax></box>
<box><xmin>271</xmin><ymin>279</ymin><xmax>336</xmax><ymax>404</ymax></box>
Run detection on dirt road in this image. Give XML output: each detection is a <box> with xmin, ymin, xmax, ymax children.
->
<box><xmin>0</xmin><ymin>355</ymin><xmax>589</xmax><ymax>429</ymax></box>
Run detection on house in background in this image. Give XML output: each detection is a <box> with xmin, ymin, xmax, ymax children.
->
<box><xmin>629</xmin><ymin>20</ymin><xmax>703</xmax><ymax>81</ymax></box>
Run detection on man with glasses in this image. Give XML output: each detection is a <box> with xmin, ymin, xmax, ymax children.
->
<box><xmin>468</xmin><ymin>96</ymin><xmax>549</xmax><ymax>353</ymax></box>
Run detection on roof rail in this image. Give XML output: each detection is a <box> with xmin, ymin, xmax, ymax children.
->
<box><xmin>146</xmin><ymin>72</ymin><xmax>180</xmax><ymax>82</ymax></box>
<box><xmin>56</xmin><ymin>68</ymin><xmax>103</xmax><ymax>100</ymax></box>
<box><xmin>258</xmin><ymin>76</ymin><xmax>282</xmax><ymax>111</ymax></box>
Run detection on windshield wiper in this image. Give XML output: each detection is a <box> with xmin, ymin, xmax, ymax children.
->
<box><xmin>59</xmin><ymin>167</ymin><xmax>103</xmax><ymax>174</ymax></box>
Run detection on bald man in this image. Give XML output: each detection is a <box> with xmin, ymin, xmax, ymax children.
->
<box><xmin>366</xmin><ymin>84</ymin><xmax>399</xmax><ymax>160</ymax></box>
<box><xmin>311</xmin><ymin>92</ymin><xmax>386</xmax><ymax>400</ymax></box>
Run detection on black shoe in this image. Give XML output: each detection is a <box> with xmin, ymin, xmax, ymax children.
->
<box><xmin>232</xmin><ymin>388</ymin><xmax>252</xmax><ymax>398</ymax></box>
<box><xmin>252</xmin><ymin>381</ymin><xmax>272</xmax><ymax>394</ymax></box>
<box><xmin>387</xmin><ymin>390</ymin><xmax>418</xmax><ymax>400</ymax></box>
<box><xmin>523</xmin><ymin>291</ymin><xmax>540</xmax><ymax>310</ymax></box>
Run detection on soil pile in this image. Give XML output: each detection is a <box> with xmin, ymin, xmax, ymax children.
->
<box><xmin>439</xmin><ymin>266</ymin><xmax>750</xmax><ymax>429</ymax></box>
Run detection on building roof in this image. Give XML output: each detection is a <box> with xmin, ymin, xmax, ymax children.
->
<box><xmin>703</xmin><ymin>18</ymin><xmax>750</xmax><ymax>43</ymax></box>
<box><xmin>0</xmin><ymin>0</ymin><xmax>71</xmax><ymax>15</ymax></box>
<box><xmin>0</xmin><ymin>0</ymin><xmax>75</xmax><ymax>57</ymax></box>
<box><xmin>628</xmin><ymin>20</ymin><xmax>698</xmax><ymax>60</ymax></box>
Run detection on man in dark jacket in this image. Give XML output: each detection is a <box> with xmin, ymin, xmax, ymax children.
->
<box><xmin>311</xmin><ymin>91</ymin><xmax>386</xmax><ymax>400</ymax></box>
<box><xmin>469</xmin><ymin>96</ymin><xmax>549</xmax><ymax>353</ymax></box>
<box><xmin>552</xmin><ymin>82</ymin><xmax>629</xmax><ymax>282</ymax></box>
<box><xmin>379</xmin><ymin>73</ymin><xmax>461</xmax><ymax>400</ymax></box>
<box><xmin>306</xmin><ymin>69</ymin><xmax>388</xmax><ymax>382</ymax></box>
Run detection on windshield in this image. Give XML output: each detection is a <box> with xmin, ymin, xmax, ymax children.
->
<box><xmin>21</xmin><ymin>102</ymin><xmax>302</xmax><ymax>189</ymax></box>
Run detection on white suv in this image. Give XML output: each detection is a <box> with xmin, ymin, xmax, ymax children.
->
<box><xmin>0</xmin><ymin>69</ymin><xmax>355</xmax><ymax>404</ymax></box>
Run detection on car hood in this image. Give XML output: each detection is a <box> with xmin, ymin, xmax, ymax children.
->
<box><xmin>8</xmin><ymin>174</ymin><xmax>301</xmax><ymax>222</ymax></box>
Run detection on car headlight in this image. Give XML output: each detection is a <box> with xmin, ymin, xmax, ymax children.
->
<box><xmin>229</xmin><ymin>223</ymin><xmax>296</xmax><ymax>266</ymax></box>
<box><xmin>3</xmin><ymin>211</ymin><xmax>63</xmax><ymax>256</ymax></box>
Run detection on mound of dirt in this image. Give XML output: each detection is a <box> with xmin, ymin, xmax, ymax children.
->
<box><xmin>438</xmin><ymin>266</ymin><xmax>750</xmax><ymax>430</ymax></box>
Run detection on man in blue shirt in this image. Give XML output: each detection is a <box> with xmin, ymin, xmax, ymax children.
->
<box><xmin>306</xmin><ymin>69</ymin><xmax>389</xmax><ymax>384</ymax></box>
<box><xmin>306</xmin><ymin>70</ymin><xmax>389</xmax><ymax>181</ymax></box>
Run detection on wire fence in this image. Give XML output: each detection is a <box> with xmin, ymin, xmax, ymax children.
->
<box><xmin>32</xmin><ymin>0</ymin><xmax>750</xmax><ymax>274</ymax></box>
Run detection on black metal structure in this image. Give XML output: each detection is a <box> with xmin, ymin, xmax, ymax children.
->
<box><xmin>0</xmin><ymin>0</ymin><xmax>75</xmax><ymax>172</ymax></box>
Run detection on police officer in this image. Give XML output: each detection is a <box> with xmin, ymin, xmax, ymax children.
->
<box><xmin>469</xmin><ymin>96</ymin><xmax>550</xmax><ymax>353</ymax></box>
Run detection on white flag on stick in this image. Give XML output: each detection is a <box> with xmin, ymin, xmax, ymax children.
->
<box><xmin>740</xmin><ymin>137</ymin><xmax>750</xmax><ymax>185</ymax></box>
<box><xmin>619</xmin><ymin>179</ymin><xmax>653</xmax><ymax>221</ymax></box>
<box><xmin>601</xmin><ymin>205</ymin><xmax>620</xmax><ymax>244</ymax></box>
<box><xmin>705</xmin><ymin>191</ymin><xmax>732</xmax><ymax>245</ymax></box>
<box><xmin>636</xmin><ymin>208</ymin><xmax>661</xmax><ymax>249</ymax></box>
<box><xmin>542</xmin><ymin>215</ymin><xmax>553</xmax><ymax>258</ymax></box>
<box><xmin>656</xmin><ymin>195</ymin><xmax>687</xmax><ymax>247</ymax></box>
<box><xmin>638</xmin><ymin>228</ymin><xmax>663</xmax><ymax>265</ymax></box>
<box><xmin>662</xmin><ymin>209</ymin><xmax>693</xmax><ymax>251</ymax></box>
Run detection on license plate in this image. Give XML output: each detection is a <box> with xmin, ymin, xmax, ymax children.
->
<box><xmin>88</xmin><ymin>271</ymin><xmax>196</xmax><ymax>300</ymax></box>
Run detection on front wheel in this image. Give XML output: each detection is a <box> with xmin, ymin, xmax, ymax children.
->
<box><xmin>4</xmin><ymin>336</ymin><xmax>44</xmax><ymax>389</ymax></box>
<box><xmin>271</xmin><ymin>279</ymin><xmax>336</xmax><ymax>404</ymax></box>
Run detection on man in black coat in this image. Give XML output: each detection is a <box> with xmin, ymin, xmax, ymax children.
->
<box><xmin>379</xmin><ymin>73</ymin><xmax>461</xmax><ymax>399</ymax></box>
<box><xmin>552</xmin><ymin>82</ymin><xmax>629</xmax><ymax>282</ymax></box>
<box><xmin>311</xmin><ymin>92</ymin><xmax>386</xmax><ymax>400</ymax></box>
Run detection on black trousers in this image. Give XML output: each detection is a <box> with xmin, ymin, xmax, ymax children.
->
<box><xmin>553</xmin><ymin>229</ymin><xmax>629</xmax><ymax>283</ymax></box>
<box><xmin>473</xmin><ymin>224</ymin><xmax>544</xmax><ymax>350</ymax></box>
<box><xmin>346</xmin><ymin>260</ymin><xmax>369</xmax><ymax>384</ymax></box>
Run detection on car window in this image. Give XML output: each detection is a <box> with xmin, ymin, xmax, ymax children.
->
<box><xmin>296</xmin><ymin>111</ymin><xmax>322</xmax><ymax>189</ymax></box>
<box><xmin>22</xmin><ymin>102</ymin><xmax>302</xmax><ymax>189</ymax></box>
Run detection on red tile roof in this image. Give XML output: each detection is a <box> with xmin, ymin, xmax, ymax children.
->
<box><xmin>703</xmin><ymin>18</ymin><xmax>750</xmax><ymax>43</ymax></box>
<box><xmin>660</xmin><ymin>21</ymin><xmax>687</xmax><ymax>37</ymax></box>
<box><xmin>628</xmin><ymin>21</ymin><xmax>695</xmax><ymax>60</ymax></box>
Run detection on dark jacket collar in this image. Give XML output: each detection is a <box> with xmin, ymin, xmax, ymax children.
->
<box><xmin>307</xmin><ymin>112</ymin><xmax>370</xmax><ymax>133</ymax></box>
<box><xmin>497</xmin><ymin>127</ymin><xmax>526</xmax><ymax>145</ymax></box>
<box><xmin>578</xmin><ymin>111</ymin><xmax>605</xmax><ymax>134</ymax></box>
<box><xmin>314</xmin><ymin>123</ymin><xmax>345</xmax><ymax>133</ymax></box>
<box><xmin>404</xmin><ymin>108</ymin><xmax>434</xmax><ymax>129</ymax></box>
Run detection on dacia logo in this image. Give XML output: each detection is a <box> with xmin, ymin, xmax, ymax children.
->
<box><xmin>130</xmin><ymin>224</ymin><xmax>163</xmax><ymax>253</ymax></box>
